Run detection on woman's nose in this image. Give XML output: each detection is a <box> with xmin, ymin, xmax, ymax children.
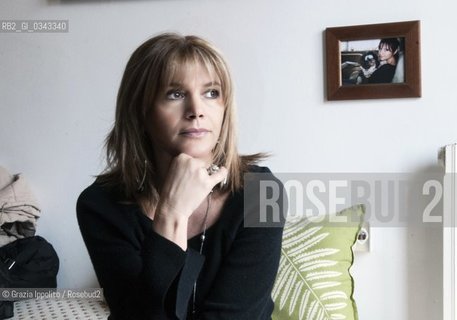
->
<box><xmin>185</xmin><ymin>95</ymin><xmax>204</xmax><ymax>119</ymax></box>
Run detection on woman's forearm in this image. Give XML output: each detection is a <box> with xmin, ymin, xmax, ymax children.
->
<box><xmin>152</xmin><ymin>205</ymin><xmax>189</xmax><ymax>250</ymax></box>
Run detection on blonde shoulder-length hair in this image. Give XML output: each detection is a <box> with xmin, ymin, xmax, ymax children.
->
<box><xmin>97</xmin><ymin>33</ymin><xmax>265</xmax><ymax>206</ymax></box>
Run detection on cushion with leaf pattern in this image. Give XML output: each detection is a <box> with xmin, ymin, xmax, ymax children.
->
<box><xmin>271</xmin><ymin>204</ymin><xmax>364</xmax><ymax>320</ymax></box>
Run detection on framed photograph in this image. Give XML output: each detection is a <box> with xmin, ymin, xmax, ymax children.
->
<box><xmin>325</xmin><ymin>20</ymin><xmax>421</xmax><ymax>100</ymax></box>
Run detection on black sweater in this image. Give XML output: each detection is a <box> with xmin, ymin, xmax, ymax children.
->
<box><xmin>76</xmin><ymin>166</ymin><xmax>284</xmax><ymax>320</ymax></box>
<box><xmin>368</xmin><ymin>63</ymin><xmax>396</xmax><ymax>83</ymax></box>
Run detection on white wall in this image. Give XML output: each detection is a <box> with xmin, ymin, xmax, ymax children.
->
<box><xmin>0</xmin><ymin>0</ymin><xmax>455</xmax><ymax>319</ymax></box>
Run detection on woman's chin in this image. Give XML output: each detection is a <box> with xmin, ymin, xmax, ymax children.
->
<box><xmin>171</xmin><ymin>147</ymin><xmax>213</xmax><ymax>161</ymax></box>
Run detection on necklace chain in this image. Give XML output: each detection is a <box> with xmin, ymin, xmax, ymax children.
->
<box><xmin>199</xmin><ymin>191</ymin><xmax>212</xmax><ymax>253</ymax></box>
<box><xmin>192</xmin><ymin>190</ymin><xmax>212</xmax><ymax>319</ymax></box>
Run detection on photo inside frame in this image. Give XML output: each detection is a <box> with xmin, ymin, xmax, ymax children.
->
<box><xmin>340</xmin><ymin>38</ymin><xmax>405</xmax><ymax>86</ymax></box>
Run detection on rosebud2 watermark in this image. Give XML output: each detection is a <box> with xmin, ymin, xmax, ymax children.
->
<box><xmin>244</xmin><ymin>172</ymin><xmax>448</xmax><ymax>227</ymax></box>
<box><xmin>0</xmin><ymin>288</ymin><xmax>103</xmax><ymax>301</ymax></box>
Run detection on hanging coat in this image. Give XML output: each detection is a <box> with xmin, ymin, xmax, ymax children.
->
<box><xmin>0</xmin><ymin>166</ymin><xmax>40</xmax><ymax>246</ymax></box>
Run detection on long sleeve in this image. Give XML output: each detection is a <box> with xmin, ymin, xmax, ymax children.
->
<box><xmin>76</xmin><ymin>184</ymin><xmax>204</xmax><ymax>320</ymax></box>
<box><xmin>199</xmin><ymin>225</ymin><xmax>283</xmax><ymax>320</ymax></box>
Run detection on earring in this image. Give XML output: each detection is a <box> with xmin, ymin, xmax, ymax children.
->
<box><xmin>137</xmin><ymin>160</ymin><xmax>148</xmax><ymax>193</ymax></box>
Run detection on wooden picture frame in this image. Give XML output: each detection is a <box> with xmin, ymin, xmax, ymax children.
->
<box><xmin>325</xmin><ymin>20</ymin><xmax>421</xmax><ymax>101</ymax></box>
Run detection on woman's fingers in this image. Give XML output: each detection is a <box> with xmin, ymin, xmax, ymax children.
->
<box><xmin>158</xmin><ymin>154</ymin><xmax>226</xmax><ymax>219</ymax></box>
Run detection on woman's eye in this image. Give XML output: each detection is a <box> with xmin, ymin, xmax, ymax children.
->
<box><xmin>204</xmin><ymin>89</ymin><xmax>220</xmax><ymax>99</ymax></box>
<box><xmin>166</xmin><ymin>90</ymin><xmax>185</xmax><ymax>100</ymax></box>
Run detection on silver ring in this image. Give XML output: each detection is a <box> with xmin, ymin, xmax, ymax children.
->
<box><xmin>207</xmin><ymin>164</ymin><xmax>220</xmax><ymax>176</ymax></box>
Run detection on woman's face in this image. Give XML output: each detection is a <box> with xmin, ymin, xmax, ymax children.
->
<box><xmin>147</xmin><ymin>62</ymin><xmax>225</xmax><ymax>165</ymax></box>
<box><xmin>378</xmin><ymin>44</ymin><xmax>397</xmax><ymax>64</ymax></box>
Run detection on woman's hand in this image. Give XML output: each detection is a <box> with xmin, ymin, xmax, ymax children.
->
<box><xmin>152</xmin><ymin>153</ymin><xmax>228</xmax><ymax>250</ymax></box>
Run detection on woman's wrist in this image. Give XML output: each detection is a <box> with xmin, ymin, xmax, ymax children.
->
<box><xmin>152</xmin><ymin>207</ymin><xmax>189</xmax><ymax>250</ymax></box>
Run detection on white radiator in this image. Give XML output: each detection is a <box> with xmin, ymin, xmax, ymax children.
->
<box><xmin>440</xmin><ymin>144</ymin><xmax>457</xmax><ymax>320</ymax></box>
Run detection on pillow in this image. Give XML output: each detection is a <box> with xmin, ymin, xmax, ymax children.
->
<box><xmin>271</xmin><ymin>204</ymin><xmax>364</xmax><ymax>320</ymax></box>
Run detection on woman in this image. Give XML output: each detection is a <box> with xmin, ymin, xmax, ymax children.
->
<box><xmin>76</xmin><ymin>33</ymin><xmax>284</xmax><ymax>320</ymax></box>
<box><xmin>368</xmin><ymin>38</ymin><xmax>400</xmax><ymax>84</ymax></box>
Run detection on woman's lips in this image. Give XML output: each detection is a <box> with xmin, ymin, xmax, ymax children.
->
<box><xmin>179</xmin><ymin>128</ymin><xmax>210</xmax><ymax>138</ymax></box>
